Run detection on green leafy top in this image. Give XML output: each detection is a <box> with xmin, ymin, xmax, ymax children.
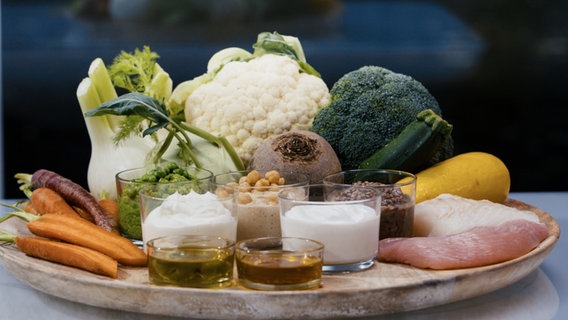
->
<box><xmin>252</xmin><ymin>32</ymin><xmax>320</xmax><ymax>77</ymax></box>
<box><xmin>108</xmin><ymin>46</ymin><xmax>160</xmax><ymax>94</ymax></box>
<box><xmin>205</xmin><ymin>32</ymin><xmax>321</xmax><ymax>78</ymax></box>
<box><xmin>85</xmin><ymin>92</ymin><xmax>170</xmax><ymax>137</ymax></box>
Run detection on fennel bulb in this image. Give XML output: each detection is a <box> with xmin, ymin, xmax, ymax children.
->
<box><xmin>77</xmin><ymin>77</ymin><xmax>155</xmax><ymax>200</ymax></box>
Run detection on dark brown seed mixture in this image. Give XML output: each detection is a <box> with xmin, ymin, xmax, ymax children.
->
<box><xmin>335</xmin><ymin>181</ymin><xmax>415</xmax><ymax>239</ymax></box>
<box><xmin>330</xmin><ymin>186</ymin><xmax>377</xmax><ymax>201</ymax></box>
<box><xmin>351</xmin><ymin>181</ymin><xmax>409</xmax><ymax>206</ymax></box>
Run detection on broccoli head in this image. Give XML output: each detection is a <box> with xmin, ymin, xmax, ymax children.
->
<box><xmin>311</xmin><ymin>66</ymin><xmax>453</xmax><ymax>170</ymax></box>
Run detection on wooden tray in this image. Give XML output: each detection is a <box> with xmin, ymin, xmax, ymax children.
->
<box><xmin>0</xmin><ymin>199</ymin><xmax>560</xmax><ymax>319</ymax></box>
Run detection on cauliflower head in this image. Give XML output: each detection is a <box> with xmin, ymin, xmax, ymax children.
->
<box><xmin>184</xmin><ymin>54</ymin><xmax>330</xmax><ymax>165</ymax></box>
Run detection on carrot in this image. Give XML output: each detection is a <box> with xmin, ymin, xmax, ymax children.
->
<box><xmin>15</xmin><ymin>236</ymin><xmax>118</xmax><ymax>278</ymax></box>
<box><xmin>31</xmin><ymin>187</ymin><xmax>81</xmax><ymax>218</ymax></box>
<box><xmin>72</xmin><ymin>200</ymin><xmax>119</xmax><ymax>231</ymax></box>
<box><xmin>73</xmin><ymin>206</ymin><xmax>95</xmax><ymax>223</ymax></box>
<box><xmin>98</xmin><ymin>199</ymin><xmax>119</xmax><ymax>228</ymax></box>
<box><xmin>23</xmin><ymin>201</ymin><xmax>38</xmax><ymax>214</ymax></box>
<box><xmin>98</xmin><ymin>199</ymin><xmax>121</xmax><ymax>235</ymax></box>
<box><xmin>27</xmin><ymin>214</ymin><xmax>147</xmax><ymax>267</ymax></box>
<box><xmin>30</xmin><ymin>169</ymin><xmax>112</xmax><ymax>232</ymax></box>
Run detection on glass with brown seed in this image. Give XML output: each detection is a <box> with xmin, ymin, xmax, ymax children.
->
<box><xmin>323</xmin><ymin>169</ymin><xmax>416</xmax><ymax>239</ymax></box>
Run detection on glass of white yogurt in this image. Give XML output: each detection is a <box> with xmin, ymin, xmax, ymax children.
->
<box><xmin>213</xmin><ymin>170</ymin><xmax>309</xmax><ymax>241</ymax></box>
<box><xmin>279</xmin><ymin>184</ymin><xmax>381</xmax><ymax>273</ymax></box>
<box><xmin>139</xmin><ymin>181</ymin><xmax>237</xmax><ymax>250</ymax></box>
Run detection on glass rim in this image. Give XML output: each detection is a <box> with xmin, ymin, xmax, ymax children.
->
<box><xmin>323</xmin><ymin>169</ymin><xmax>417</xmax><ymax>188</ymax></box>
<box><xmin>235</xmin><ymin>236</ymin><xmax>324</xmax><ymax>254</ymax></box>
<box><xmin>277</xmin><ymin>184</ymin><xmax>381</xmax><ymax>204</ymax></box>
<box><xmin>146</xmin><ymin>234</ymin><xmax>235</xmax><ymax>250</ymax></box>
<box><xmin>137</xmin><ymin>180</ymin><xmax>215</xmax><ymax>197</ymax></box>
<box><xmin>214</xmin><ymin>169</ymin><xmax>309</xmax><ymax>176</ymax></box>
<box><xmin>115</xmin><ymin>165</ymin><xmax>214</xmax><ymax>183</ymax></box>
<box><xmin>213</xmin><ymin>170</ymin><xmax>310</xmax><ymax>188</ymax></box>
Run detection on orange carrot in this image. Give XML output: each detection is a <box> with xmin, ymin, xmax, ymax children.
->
<box><xmin>98</xmin><ymin>199</ymin><xmax>119</xmax><ymax>228</ymax></box>
<box><xmin>27</xmin><ymin>214</ymin><xmax>147</xmax><ymax>267</ymax></box>
<box><xmin>98</xmin><ymin>199</ymin><xmax>121</xmax><ymax>235</ymax></box>
<box><xmin>31</xmin><ymin>187</ymin><xmax>80</xmax><ymax>218</ymax></box>
<box><xmin>71</xmin><ymin>200</ymin><xmax>118</xmax><ymax>227</ymax></box>
<box><xmin>72</xmin><ymin>206</ymin><xmax>95</xmax><ymax>223</ymax></box>
<box><xmin>15</xmin><ymin>236</ymin><xmax>118</xmax><ymax>278</ymax></box>
<box><xmin>23</xmin><ymin>201</ymin><xmax>38</xmax><ymax>214</ymax></box>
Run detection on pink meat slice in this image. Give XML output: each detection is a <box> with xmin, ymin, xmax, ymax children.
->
<box><xmin>378</xmin><ymin>219</ymin><xmax>549</xmax><ymax>269</ymax></box>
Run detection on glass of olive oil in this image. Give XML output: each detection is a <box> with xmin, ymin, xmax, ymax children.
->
<box><xmin>147</xmin><ymin>235</ymin><xmax>235</xmax><ymax>288</ymax></box>
<box><xmin>236</xmin><ymin>237</ymin><xmax>324</xmax><ymax>290</ymax></box>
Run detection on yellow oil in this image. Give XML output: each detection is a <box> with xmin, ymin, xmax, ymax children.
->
<box><xmin>237</xmin><ymin>252</ymin><xmax>322</xmax><ymax>285</ymax></box>
<box><xmin>148</xmin><ymin>246</ymin><xmax>234</xmax><ymax>288</ymax></box>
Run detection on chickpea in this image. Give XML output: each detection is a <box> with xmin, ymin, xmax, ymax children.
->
<box><xmin>254</xmin><ymin>178</ymin><xmax>270</xmax><ymax>191</ymax></box>
<box><xmin>246</xmin><ymin>170</ymin><xmax>261</xmax><ymax>185</ymax></box>
<box><xmin>237</xmin><ymin>193</ymin><xmax>253</xmax><ymax>205</ymax></box>
<box><xmin>265</xmin><ymin>193</ymin><xmax>279</xmax><ymax>205</ymax></box>
<box><xmin>215</xmin><ymin>187</ymin><xmax>232</xmax><ymax>199</ymax></box>
<box><xmin>265</xmin><ymin>170</ymin><xmax>282</xmax><ymax>185</ymax></box>
<box><xmin>238</xmin><ymin>182</ymin><xmax>252</xmax><ymax>193</ymax></box>
<box><xmin>268</xmin><ymin>183</ymin><xmax>282</xmax><ymax>192</ymax></box>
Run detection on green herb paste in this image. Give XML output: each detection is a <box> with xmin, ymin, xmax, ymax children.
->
<box><xmin>118</xmin><ymin>163</ymin><xmax>199</xmax><ymax>240</ymax></box>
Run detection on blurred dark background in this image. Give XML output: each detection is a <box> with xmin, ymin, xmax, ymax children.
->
<box><xmin>2</xmin><ymin>0</ymin><xmax>567</xmax><ymax>198</ymax></box>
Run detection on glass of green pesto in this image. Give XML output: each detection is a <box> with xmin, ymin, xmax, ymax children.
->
<box><xmin>115</xmin><ymin>163</ymin><xmax>213</xmax><ymax>244</ymax></box>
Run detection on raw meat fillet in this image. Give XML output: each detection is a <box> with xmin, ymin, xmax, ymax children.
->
<box><xmin>378</xmin><ymin>219</ymin><xmax>549</xmax><ymax>269</ymax></box>
<box><xmin>413</xmin><ymin>194</ymin><xmax>540</xmax><ymax>237</ymax></box>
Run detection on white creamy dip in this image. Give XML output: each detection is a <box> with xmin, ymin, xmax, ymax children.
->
<box><xmin>281</xmin><ymin>204</ymin><xmax>379</xmax><ymax>264</ymax></box>
<box><xmin>142</xmin><ymin>191</ymin><xmax>237</xmax><ymax>246</ymax></box>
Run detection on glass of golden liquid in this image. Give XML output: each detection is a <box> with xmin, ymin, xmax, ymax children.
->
<box><xmin>235</xmin><ymin>237</ymin><xmax>324</xmax><ymax>290</ymax></box>
<box><xmin>147</xmin><ymin>235</ymin><xmax>235</xmax><ymax>288</ymax></box>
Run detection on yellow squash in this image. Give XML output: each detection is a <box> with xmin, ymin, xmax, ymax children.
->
<box><xmin>413</xmin><ymin>152</ymin><xmax>511</xmax><ymax>203</ymax></box>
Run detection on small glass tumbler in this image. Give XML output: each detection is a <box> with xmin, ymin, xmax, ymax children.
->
<box><xmin>139</xmin><ymin>181</ymin><xmax>237</xmax><ymax>249</ymax></box>
<box><xmin>147</xmin><ymin>235</ymin><xmax>235</xmax><ymax>288</ymax></box>
<box><xmin>323</xmin><ymin>169</ymin><xmax>416</xmax><ymax>239</ymax></box>
<box><xmin>115</xmin><ymin>165</ymin><xmax>213</xmax><ymax>243</ymax></box>
<box><xmin>236</xmin><ymin>237</ymin><xmax>324</xmax><ymax>290</ymax></box>
<box><xmin>213</xmin><ymin>170</ymin><xmax>309</xmax><ymax>241</ymax></box>
<box><xmin>279</xmin><ymin>184</ymin><xmax>381</xmax><ymax>273</ymax></box>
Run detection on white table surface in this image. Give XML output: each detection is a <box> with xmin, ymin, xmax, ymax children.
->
<box><xmin>0</xmin><ymin>192</ymin><xmax>565</xmax><ymax>320</ymax></box>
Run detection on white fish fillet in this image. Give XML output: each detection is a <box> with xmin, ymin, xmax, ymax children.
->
<box><xmin>413</xmin><ymin>194</ymin><xmax>540</xmax><ymax>237</ymax></box>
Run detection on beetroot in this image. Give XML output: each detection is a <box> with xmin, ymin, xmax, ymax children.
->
<box><xmin>248</xmin><ymin>131</ymin><xmax>341</xmax><ymax>184</ymax></box>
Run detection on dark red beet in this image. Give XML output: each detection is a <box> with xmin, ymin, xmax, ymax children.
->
<box><xmin>248</xmin><ymin>131</ymin><xmax>342</xmax><ymax>184</ymax></box>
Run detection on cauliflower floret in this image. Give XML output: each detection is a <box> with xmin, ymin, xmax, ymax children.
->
<box><xmin>185</xmin><ymin>54</ymin><xmax>330</xmax><ymax>165</ymax></box>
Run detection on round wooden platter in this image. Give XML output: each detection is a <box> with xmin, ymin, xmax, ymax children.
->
<box><xmin>0</xmin><ymin>199</ymin><xmax>560</xmax><ymax>319</ymax></box>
